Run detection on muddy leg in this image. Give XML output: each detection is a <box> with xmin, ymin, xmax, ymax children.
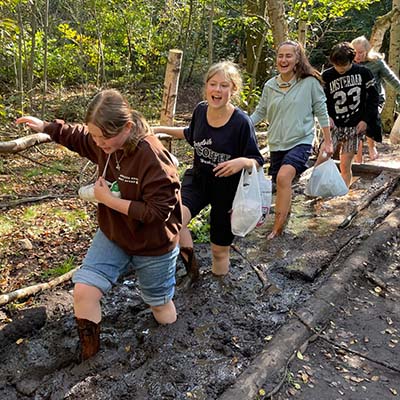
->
<box><xmin>267</xmin><ymin>165</ymin><xmax>296</xmax><ymax>240</ymax></box>
<box><xmin>179</xmin><ymin>206</ymin><xmax>200</xmax><ymax>281</ymax></box>
<box><xmin>75</xmin><ymin>318</ymin><xmax>100</xmax><ymax>361</ymax></box>
<box><xmin>74</xmin><ymin>283</ymin><xmax>103</xmax><ymax>361</ymax></box>
<box><xmin>179</xmin><ymin>246</ymin><xmax>200</xmax><ymax>281</ymax></box>
<box><xmin>211</xmin><ymin>244</ymin><xmax>230</xmax><ymax>276</ymax></box>
<box><xmin>367</xmin><ymin>137</ymin><xmax>378</xmax><ymax>160</ymax></box>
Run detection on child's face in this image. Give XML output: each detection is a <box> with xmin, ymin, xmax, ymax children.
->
<box><xmin>205</xmin><ymin>71</ymin><xmax>236</xmax><ymax>109</ymax></box>
<box><xmin>332</xmin><ymin>62</ymin><xmax>352</xmax><ymax>75</ymax></box>
<box><xmin>276</xmin><ymin>44</ymin><xmax>298</xmax><ymax>77</ymax></box>
<box><xmin>88</xmin><ymin>122</ymin><xmax>131</xmax><ymax>153</ymax></box>
<box><xmin>353</xmin><ymin>43</ymin><xmax>367</xmax><ymax>63</ymax></box>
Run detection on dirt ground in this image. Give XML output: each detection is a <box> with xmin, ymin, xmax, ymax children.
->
<box><xmin>0</xmin><ymin>128</ymin><xmax>400</xmax><ymax>399</ymax></box>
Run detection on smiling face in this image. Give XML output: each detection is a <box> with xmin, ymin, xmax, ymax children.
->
<box><xmin>88</xmin><ymin>122</ymin><xmax>131</xmax><ymax>154</ymax></box>
<box><xmin>205</xmin><ymin>71</ymin><xmax>236</xmax><ymax>109</ymax></box>
<box><xmin>277</xmin><ymin>44</ymin><xmax>298</xmax><ymax>80</ymax></box>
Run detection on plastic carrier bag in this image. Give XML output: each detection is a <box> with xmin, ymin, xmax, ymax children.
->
<box><xmin>231</xmin><ymin>164</ymin><xmax>262</xmax><ymax>237</ymax></box>
<box><xmin>305</xmin><ymin>158</ymin><xmax>349</xmax><ymax>198</ymax></box>
<box><xmin>256</xmin><ymin>168</ymin><xmax>272</xmax><ymax>227</ymax></box>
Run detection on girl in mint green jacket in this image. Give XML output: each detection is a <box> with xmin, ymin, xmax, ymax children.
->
<box><xmin>251</xmin><ymin>40</ymin><xmax>332</xmax><ymax>239</ymax></box>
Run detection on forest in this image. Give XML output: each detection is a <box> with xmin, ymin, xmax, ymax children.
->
<box><xmin>0</xmin><ymin>0</ymin><xmax>396</xmax><ymax>126</ymax></box>
<box><xmin>1</xmin><ymin>1</ymin><xmax>400</xmax><ymax>400</ymax></box>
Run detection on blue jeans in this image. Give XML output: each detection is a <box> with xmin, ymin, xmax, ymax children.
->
<box><xmin>72</xmin><ymin>229</ymin><xmax>179</xmax><ymax>306</ymax></box>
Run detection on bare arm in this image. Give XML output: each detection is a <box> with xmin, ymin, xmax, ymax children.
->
<box><xmin>213</xmin><ymin>157</ymin><xmax>259</xmax><ymax>177</ymax></box>
<box><xmin>152</xmin><ymin>126</ymin><xmax>185</xmax><ymax>139</ymax></box>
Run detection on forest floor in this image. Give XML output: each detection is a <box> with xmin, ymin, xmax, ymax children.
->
<box><xmin>1</xmin><ymin>101</ymin><xmax>400</xmax><ymax>399</ymax></box>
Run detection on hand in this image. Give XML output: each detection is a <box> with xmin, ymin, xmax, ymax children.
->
<box><xmin>213</xmin><ymin>158</ymin><xmax>248</xmax><ymax>177</ymax></box>
<box><xmin>94</xmin><ymin>177</ymin><xmax>112</xmax><ymax>204</ymax></box>
<box><xmin>321</xmin><ymin>141</ymin><xmax>334</xmax><ymax>158</ymax></box>
<box><xmin>15</xmin><ymin>116</ymin><xmax>45</xmax><ymax>133</ymax></box>
<box><xmin>356</xmin><ymin>120</ymin><xmax>367</xmax><ymax>135</ymax></box>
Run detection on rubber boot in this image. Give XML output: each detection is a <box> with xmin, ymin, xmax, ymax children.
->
<box><xmin>179</xmin><ymin>247</ymin><xmax>200</xmax><ymax>281</ymax></box>
<box><xmin>76</xmin><ymin>317</ymin><xmax>100</xmax><ymax>361</ymax></box>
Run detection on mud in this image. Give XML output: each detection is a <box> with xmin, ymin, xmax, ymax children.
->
<box><xmin>1</xmin><ymin>142</ymin><xmax>400</xmax><ymax>400</ymax></box>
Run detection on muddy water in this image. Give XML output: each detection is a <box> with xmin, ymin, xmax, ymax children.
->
<box><xmin>0</xmin><ymin>173</ymin><xmax>398</xmax><ymax>400</ymax></box>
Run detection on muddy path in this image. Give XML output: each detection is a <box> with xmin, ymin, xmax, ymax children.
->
<box><xmin>1</xmin><ymin>142</ymin><xmax>400</xmax><ymax>400</ymax></box>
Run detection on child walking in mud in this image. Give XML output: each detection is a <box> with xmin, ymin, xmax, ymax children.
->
<box><xmin>250</xmin><ymin>40</ymin><xmax>332</xmax><ymax>239</ymax></box>
<box><xmin>322</xmin><ymin>42</ymin><xmax>380</xmax><ymax>187</ymax></box>
<box><xmin>16</xmin><ymin>89</ymin><xmax>182</xmax><ymax>361</ymax></box>
<box><xmin>153</xmin><ymin>61</ymin><xmax>264</xmax><ymax>279</ymax></box>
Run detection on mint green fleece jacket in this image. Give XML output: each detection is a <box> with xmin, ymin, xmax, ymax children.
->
<box><xmin>250</xmin><ymin>75</ymin><xmax>330</xmax><ymax>152</ymax></box>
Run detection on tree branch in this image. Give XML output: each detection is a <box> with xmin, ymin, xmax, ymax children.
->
<box><xmin>0</xmin><ymin>133</ymin><xmax>52</xmax><ymax>154</ymax></box>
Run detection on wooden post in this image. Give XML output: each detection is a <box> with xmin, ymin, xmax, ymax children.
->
<box><xmin>159</xmin><ymin>49</ymin><xmax>183</xmax><ymax>151</ymax></box>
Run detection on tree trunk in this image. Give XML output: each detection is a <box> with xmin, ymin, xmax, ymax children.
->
<box><xmin>381</xmin><ymin>1</ymin><xmax>400</xmax><ymax>132</ymax></box>
<box><xmin>369</xmin><ymin>6</ymin><xmax>400</xmax><ymax>50</ymax></box>
<box><xmin>160</xmin><ymin>49</ymin><xmax>183</xmax><ymax>150</ymax></box>
<box><xmin>266</xmin><ymin>0</ymin><xmax>288</xmax><ymax>48</ymax></box>
<box><xmin>298</xmin><ymin>20</ymin><xmax>307</xmax><ymax>47</ymax></box>
<box><xmin>16</xmin><ymin>2</ymin><xmax>24</xmax><ymax>115</ymax></box>
<box><xmin>41</xmin><ymin>0</ymin><xmax>49</xmax><ymax>119</ymax></box>
<box><xmin>27</xmin><ymin>0</ymin><xmax>37</xmax><ymax>109</ymax></box>
<box><xmin>208</xmin><ymin>0</ymin><xmax>214</xmax><ymax>67</ymax></box>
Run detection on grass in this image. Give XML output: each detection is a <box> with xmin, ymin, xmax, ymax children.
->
<box><xmin>40</xmin><ymin>256</ymin><xmax>76</xmax><ymax>279</ymax></box>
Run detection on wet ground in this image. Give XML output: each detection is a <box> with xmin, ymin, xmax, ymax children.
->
<box><xmin>0</xmin><ymin>140</ymin><xmax>400</xmax><ymax>400</ymax></box>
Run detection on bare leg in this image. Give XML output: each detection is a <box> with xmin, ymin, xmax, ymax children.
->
<box><xmin>339</xmin><ymin>151</ymin><xmax>354</xmax><ymax>187</ymax></box>
<box><xmin>210</xmin><ymin>243</ymin><xmax>230</xmax><ymax>275</ymax></box>
<box><xmin>74</xmin><ymin>283</ymin><xmax>103</xmax><ymax>323</ymax></box>
<box><xmin>354</xmin><ymin>140</ymin><xmax>364</xmax><ymax>164</ymax></box>
<box><xmin>268</xmin><ymin>164</ymin><xmax>296</xmax><ymax>240</ymax></box>
<box><xmin>367</xmin><ymin>137</ymin><xmax>378</xmax><ymax>160</ymax></box>
<box><xmin>151</xmin><ymin>300</ymin><xmax>177</xmax><ymax>324</ymax></box>
<box><xmin>179</xmin><ymin>206</ymin><xmax>193</xmax><ymax>249</ymax></box>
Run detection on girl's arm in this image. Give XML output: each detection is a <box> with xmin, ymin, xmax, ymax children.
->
<box><xmin>152</xmin><ymin>126</ymin><xmax>185</xmax><ymax>139</ymax></box>
<box><xmin>380</xmin><ymin>60</ymin><xmax>400</xmax><ymax>93</ymax></box>
<box><xmin>213</xmin><ymin>157</ymin><xmax>258</xmax><ymax>177</ymax></box>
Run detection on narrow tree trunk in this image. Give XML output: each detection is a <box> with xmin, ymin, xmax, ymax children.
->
<box><xmin>27</xmin><ymin>0</ymin><xmax>37</xmax><ymax>109</ymax></box>
<box><xmin>41</xmin><ymin>0</ymin><xmax>49</xmax><ymax>118</ymax></box>
<box><xmin>381</xmin><ymin>0</ymin><xmax>400</xmax><ymax>132</ymax></box>
<box><xmin>298</xmin><ymin>20</ymin><xmax>307</xmax><ymax>47</ymax></box>
<box><xmin>160</xmin><ymin>49</ymin><xmax>183</xmax><ymax>150</ymax></box>
<box><xmin>16</xmin><ymin>2</ymin><xmax>24</xmax><ymax>115</ymax></box>
<box><xmin>208</xmin><ymin>0</ymin><xmax>215</xmax><ymax>67</ymax></box>
<box><xmin>266</xmin><ymin>0</ymin><xmax>288</xmax><ymax>48</ymax></box>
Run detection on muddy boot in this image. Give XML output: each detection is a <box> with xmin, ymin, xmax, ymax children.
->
<box><xmin>179</xmin><ymin>247</ymin><xmax>200</xmax><ymax>282</ymax></box>
<box><xmin>76</xmin><ymin>318</ymin><xmax>100</xmax><ymax>361</ymax></box>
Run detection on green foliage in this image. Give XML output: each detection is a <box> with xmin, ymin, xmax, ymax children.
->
<box><xmin>188</xmin><ymin>205</ymin><xmax>210</xmax><ymax>244</ymax></box>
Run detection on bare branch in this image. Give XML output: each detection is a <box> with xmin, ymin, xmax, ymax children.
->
<box><xmin>0</xmin><ymin>133</ymin><xmax>51</xmax><ymax>154</ymax></box>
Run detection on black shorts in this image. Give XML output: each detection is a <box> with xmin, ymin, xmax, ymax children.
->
<box><xmin>181</xmin><ymin>168</ymin><xmax>240</xmax><ymax>246</ymax></box>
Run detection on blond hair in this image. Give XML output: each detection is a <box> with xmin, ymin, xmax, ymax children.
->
<box><xmin>204</xmin><ymin>61</ymin><xmax>243</xmax><ymax>100</ymax></box>
<box><xmin>85</xmin><ymin>89</ymin><xmax>151</xmax><ymax>153</ymax></box>
<box><xmin>351</xmin><ymin>36</ymin><xmax>383</xmax><ymax>61</ymax></box>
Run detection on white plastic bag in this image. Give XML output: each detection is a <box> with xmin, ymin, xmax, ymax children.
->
<box><xmin>231</xmin><ymin>164</ymin><xmax>262</xmax><ymax>237</ymax></box>
<box><xmin>305</xmin><ymin>158</ymin><xmax>349</xmax><ymax>198</ymax></box>
<box><xmin>256</xmin><ymin>168</ymin><xmax>272</xmax><ymax>227</ymax></box>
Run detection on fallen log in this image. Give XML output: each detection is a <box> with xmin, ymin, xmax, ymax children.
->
<box><xmin>339</xmin><ymin>173</ymin><xmax>400</xmax><ymax>228</ymax></box>
<box><xmin>0</xmin><ymin>267</ymin><xmax>78</xmax><ymax>306</ymax></box>
<box><xmin>0</xmin><ymin>133</ymin><xmax>51</xmax><ymax>154</ymax></box>
<box><xmin>0</xmin><ymin>194</ymin><xmax>73</xmax><ymax>209</ymax></box>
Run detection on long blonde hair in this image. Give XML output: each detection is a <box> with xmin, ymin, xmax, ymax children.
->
<box><xmin>85</xmin><ymin>89</ymin><xmax>152</xmax><ymax>153</ymax></box>
<box><xmin>351</xmin><ymin>36</ymin><xmax>383</xmax><ymax>61</ymax></box>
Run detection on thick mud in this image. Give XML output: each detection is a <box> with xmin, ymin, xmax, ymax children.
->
<box><xmin>1</xmin><ymin>143</ymin><xmax>400</xmax><ymax>400</ymax></box>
